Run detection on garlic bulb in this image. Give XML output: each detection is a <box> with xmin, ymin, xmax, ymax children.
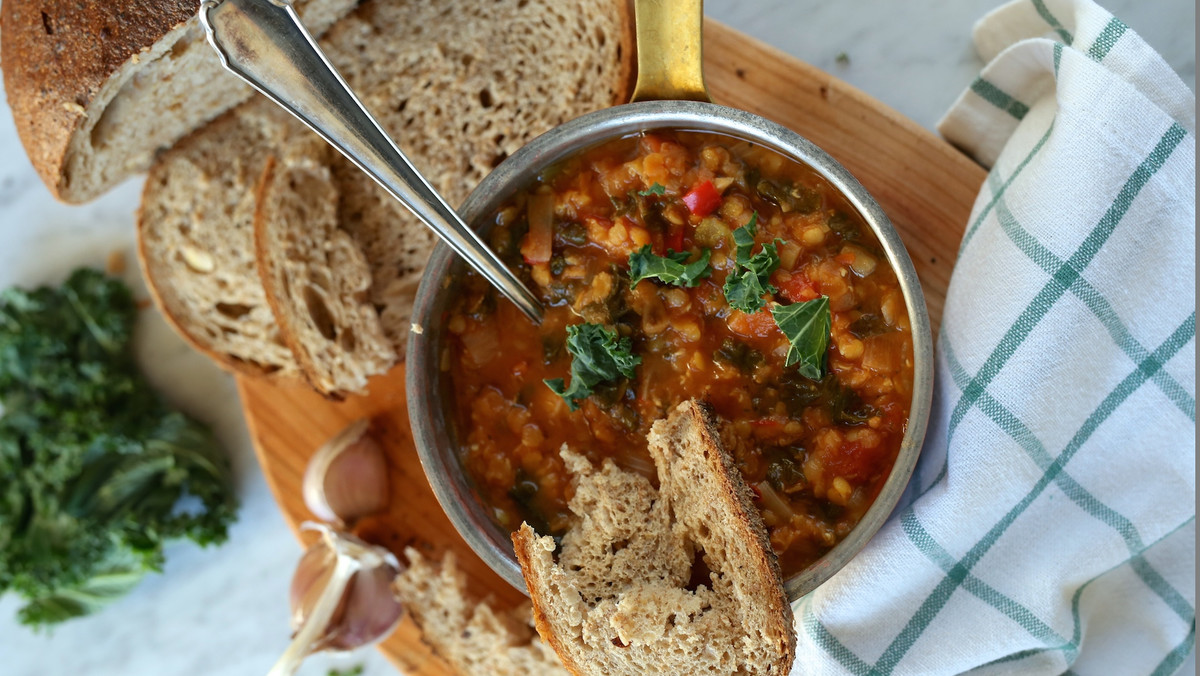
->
<box><xmin>303</xmin><ymin>420</ymin><xmax>390</xmax><ymax>525</ymax></box>
<box><xmin>270</xmin><ymin>523</ymin><xmax>405</xmax><ymax>676</ymax></box>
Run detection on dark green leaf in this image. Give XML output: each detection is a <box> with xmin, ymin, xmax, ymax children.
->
<box><xmin>0</xmin><ymin>269</ymin><xmax>237</xmax><ymax>628</ymax></box>
<box><xmin>755</xmin><ymin>179</ymin><xmax>820</xmax><ymax>214</ymax></box>
<box><xmin>731</xmin><ymin>212</ymin><xmax>759</xmax><ymax>262</ymax></box>
<box><xmin>848</xmin><ymin>313</ymin><xmax>890</xmax><ymax>339</ymax></box>
<box><xmin>772</xmin><ymin>296</ymin><xmax>832</xmax><ymax>379</ymax></box>
<box><xmin>544</xmin><ymin>323</ymin><xmax>641</xmax><ymax>411</ymax></box>
<box><xmin>636</xmin><ymin>183</ymin><xmax>666</xmax><ymax>196</ymax></box>
<box><xmin>722</xmin><ymin>213</ymin><xmax>782</xmax><ymax>313</ymax></box>
<box><xmin>713</xmin><ymin>338</ymin><xmax>764</xmax><ymax>373</ymax></box>
<box><xmin>628</xmin><ymin>246</ymin><xmax>712</xmax><ymax>288</ymax></box>
<box><xmin>827</xmin><ymin>211</ymin><xmax>860</xmax><ymax>242</ymax></box>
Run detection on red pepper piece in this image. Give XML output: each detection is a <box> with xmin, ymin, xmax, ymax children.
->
<box><xmin>681</xmin><ymin>180</ymin><xmax>721</xmax><ymax>217</ymax></box>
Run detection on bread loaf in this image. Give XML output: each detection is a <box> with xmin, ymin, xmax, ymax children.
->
<box><xmin>0</xmin><ymin>0</ymin><xmax>356</xmax><ymax>203</ymax></box>
<box><xmin>512</xmin><ymin>400</ymin><xmax>797</xmax><ymax>676</ymax></box>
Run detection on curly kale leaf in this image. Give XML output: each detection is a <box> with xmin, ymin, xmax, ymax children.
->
<box><xmin>627</xmin><ymin>245</ymin><xmax>712</xmax><ymax>288</ymax></box>
<box><xmin>0</xmin><ymin>269</ymin><xmax>237</xmax><ymax>628</ymax></box>
<box><xmin>544</xmin><ymin>323</ymin><xmax>641</xmax><ymax>411</ymax></box>
<box><xmin>722</xmin><ymin>214</ymin><xmax>783</xmax><ymax>313</ymax></box>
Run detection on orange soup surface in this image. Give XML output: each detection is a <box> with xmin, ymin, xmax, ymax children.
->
<box><xmin>446</xmin><ymin>130</ymin><xmax>914</xmax><ymax>576</ymax></box>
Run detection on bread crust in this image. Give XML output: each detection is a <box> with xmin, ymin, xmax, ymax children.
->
<box><xmin>679</xmin><ymin>401</ymin><xmax>796</xmax><ymax>667</ymax></box>
<box><xmin>0</xmin><ymin>0</ymin><xmax>194</xmax><ymax>200</ymax></box>
<box><xmin>512</xmin><ymin>526</ymin><xmax>588</xmax><ymax>676</ymax></box>
<box><xmin>610</xmin><ymin>0</ymin><xmax>638</xmax><ymax>105</ymax></box>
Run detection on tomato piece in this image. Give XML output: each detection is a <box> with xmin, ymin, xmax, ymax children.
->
<box><xmin>779</xmin><ymin>273</ymin><xmax>820</xmax><ymax>303</ymax></box>
<box><xmin>682</xmin><ymin>180</ymin><xmax>721</xmax><ymax>217</ymax></box>
<box><xmin>666</xmin><ymin>224</ymin><xmax>685</xmax><ymax>252</ymax></box>
<box><xmin>727</xmin><ymin>309</ymin><xmax>779</xmax><ymax>339</ymax></box>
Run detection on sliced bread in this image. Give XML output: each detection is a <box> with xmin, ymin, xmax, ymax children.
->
<box><xmin>512</xmin><ymin>400</ymin><xmax>797</xmax><ymax>676</ymax></box>
<box><xmin>253</xmin><ymin>140</ymin><xmax>395</xmax><ymax>398</ymax></box>
<box><xmin>394</xmin><ymin>547</ymin><xmax>570</xmax><ymax>676</ymax></box>
<box><xmin>137</xmin><ymin>103</ymin><xmax>304</xmax><ymax>378</ymax></box>
<box><xmin>139</xmin><ymin>0</ymin><xmax>634</xmax><ymax>387</ymax></box>
<box><xmin>0</xmin><ymin>0</ymin><xmax>357</xmax><ymax>203</ymax></box>
<box><xmin>312</xmin><ymin>0</ymin><xmax>636</xmax><ymax>348</ymax></box>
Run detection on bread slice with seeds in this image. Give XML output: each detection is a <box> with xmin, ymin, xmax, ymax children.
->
<box><xmin>137</xmin><ymin>103</ymin><xmax>304</xmax><ymax>378</ymax></box>
<box><xmin>512</xmin><ymin>400</ymin><xmax>797</xmax><ymax>676</ymax></box>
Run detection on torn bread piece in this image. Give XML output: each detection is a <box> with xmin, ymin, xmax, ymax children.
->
<box><xmin>394</xmin><ymin>548</ymin><xmax>570</xmax><ymax>676</ymax></box>
<box><xmin>512</xmin><ymin>400</ymin><xmax>797</xmax><ymax>676</ymax></box>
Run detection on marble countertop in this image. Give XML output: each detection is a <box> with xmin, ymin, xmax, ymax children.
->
<box><xmin>0</xmin><ymin>2</ymin><xmax>1192</xmax><ymax>675</ymax></box>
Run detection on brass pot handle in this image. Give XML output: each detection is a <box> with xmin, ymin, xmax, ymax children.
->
<box><xmin>630</xmin><ymin>0</ymin><xmax>711</xmax><ymax>103</ymax></box>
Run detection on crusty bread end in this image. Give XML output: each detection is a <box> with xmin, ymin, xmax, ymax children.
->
<box><xmin>1</xmin><ymin>0</ymin><xmax>356</xmax><ymax>203</ymax></box>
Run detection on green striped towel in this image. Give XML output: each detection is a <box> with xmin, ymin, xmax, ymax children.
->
<box><xmin>792</xmin><ymin>1</ymin><xmax>1195</xmax><ymax>674</ymax></box>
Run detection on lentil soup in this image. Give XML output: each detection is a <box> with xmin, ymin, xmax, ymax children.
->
<box><xmin>445</xmin><ymin>130</ymin><xmax>914</xmax><ymax>576</ymax></box>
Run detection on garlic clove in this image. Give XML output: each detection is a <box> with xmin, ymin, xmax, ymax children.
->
<box><xmin>324</xmin><ymin>558</ymin><xmax>405</xmax><ymax>651</ymax></box>
<box><xmin>272</xmin><ymin>524</ymin><xmax>406</xmax><ymax>676</ymax></box>
<box><xmin>303</xmin><ymin>420</ymin><xmax>390</xmax><ymax>525</ymax></box>
<box><xmin>288</xmin><ymin>532</ymin><xmax>337</xmax><ymax>631</ymax></box>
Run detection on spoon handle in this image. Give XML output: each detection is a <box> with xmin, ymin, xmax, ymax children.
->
<box><xmin>199</xmin><ymin>0</ymin><xmax>544</xmax><ymax>324</ymax></box>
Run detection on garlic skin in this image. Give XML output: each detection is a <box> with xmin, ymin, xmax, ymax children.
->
<box><xmin>303</xmin><ymin>420</ymin><xmax>390</xmax><ymax>525</ymax></box>
<box><xmin>270</xmin><ymin>523</ymin><xmax>406</xmax><ymax>676</ymax></box>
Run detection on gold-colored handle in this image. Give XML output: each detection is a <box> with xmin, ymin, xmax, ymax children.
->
<box><xmin>630</xmin><ymin>0</ymin><xmax>710</xmax><ymax>103</ymax></box>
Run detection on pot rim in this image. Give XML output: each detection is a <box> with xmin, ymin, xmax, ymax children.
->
<box><xmin>407</xmin><ymin>99</ymin><xmax>933</xmax><ymax>603</ymax></box>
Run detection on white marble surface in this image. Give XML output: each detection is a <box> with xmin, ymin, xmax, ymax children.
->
<box><xmin>0</xmin><ymin>2</ymin><xmax>1192</xmax><ymax>675</ymax></box>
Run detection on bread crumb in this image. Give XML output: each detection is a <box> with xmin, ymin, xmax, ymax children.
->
<box><xmin>106</xmin><ymin>250</ymin><xmax>127</xmax><ymax>275</ymax></box>
<box><xmin>410</xmin><ymin>323</ymin><xmax>424</xmax><ymax>335</ymax></box>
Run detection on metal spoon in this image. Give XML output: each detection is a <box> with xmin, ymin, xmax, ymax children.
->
<box><xmin>198</xmin><ymin>0</ymin><xmax>544</xmax><ymax>324</ymax></box>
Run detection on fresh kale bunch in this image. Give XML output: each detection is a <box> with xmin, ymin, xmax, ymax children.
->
<box><xmin>0</xmin><ymin>269</ymin><xmax>237</xmax><ymax>628</ymax></box>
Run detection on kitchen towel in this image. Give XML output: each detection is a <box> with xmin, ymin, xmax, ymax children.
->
<box><xmin>793</xmin><ymin>1</ymin><xmax>1196</xmax><ymax>674</ymax></box>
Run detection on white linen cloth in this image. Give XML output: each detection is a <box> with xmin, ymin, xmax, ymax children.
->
<box><xmin>792</xmin><ymin>1</ymin><xmax>1196</xmax><ymax>674</ymax></box>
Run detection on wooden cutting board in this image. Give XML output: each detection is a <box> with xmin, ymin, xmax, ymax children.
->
<box><xmin>237</xmin><ymin>19</ymin><xmax>986</xmax><ymax>675</ymax></box>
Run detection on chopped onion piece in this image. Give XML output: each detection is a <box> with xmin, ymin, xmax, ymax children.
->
<box><xmin>842</xmin><ymin>244</ymin><xmax>878</xmax><ymax>277</ymax></box>
<box><xmin>756</xmin><ymin>481</ymin><xmax>797</xmax><ymax>523</ymax></box>
<box><xmin>861</xmin><ymin>333</ymin><xmax>904</xmax><ymax>373</ymax></box>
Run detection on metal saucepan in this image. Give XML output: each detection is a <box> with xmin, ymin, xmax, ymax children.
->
<box><xmin>408</xmin><ymin>0</ymin><xmax>933</xmax><ymax>602</ymax></box>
